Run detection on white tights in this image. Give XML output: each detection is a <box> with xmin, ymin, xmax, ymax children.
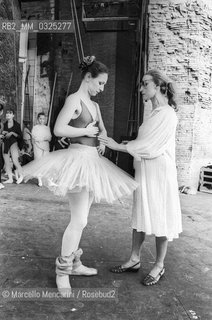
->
<box><xmin>3</xmin><ymin>143</ymin><xmax>23</xmax><ymax>180</ymax></box>
<box><xmin>61</xmin><ymin>188</ymin><xmax>94</xmax><ymax>257</ymax></box>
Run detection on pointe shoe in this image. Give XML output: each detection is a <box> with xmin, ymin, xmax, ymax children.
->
<box><xmin>4</xmin><ymin>179</ymin><xmax>13</xmax><ymax>184</ymax></box>
<box><xmin>55</xmin><ymin>255</ymin><xmax>74</xmax><ymax>297</ymax></box>
<box><xmin>56</xmin><ymin>275</ymin><xmax>72</xmax><ymax>298</ymax></box>
<box><xmin>55</xmin><ymin>255</ymin><xmax>74</xmax><ymax>276</ymax></box>
<box><xmin>71</xmin><ymin>264</ymin><xmax>98</xmax><ymax>276</ymax></box>
<box><xmin>71</xmin><ymin>248</ymin><xmax>97</xmax><ymax>276</ymax></box>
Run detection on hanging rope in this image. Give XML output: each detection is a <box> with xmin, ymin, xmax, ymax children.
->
<box><xmin>70</xmin><ymin>0</ymin><xmax>84</xmax><ymax>63</ymax></box>
<box><xmin>73</xmin><ymin>0</ymin><xmax>84</xmax><ymax>59</ymax></box>
<box><xmin>70</xmin><ymin>0</ymin><xmax>80</xmax><ymax>63</ymax></box>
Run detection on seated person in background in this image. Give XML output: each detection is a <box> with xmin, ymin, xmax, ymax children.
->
<box><xmin>2</xmin><ymin>108</ymin><xmax>24</xmax><ymax>184</ymax></box>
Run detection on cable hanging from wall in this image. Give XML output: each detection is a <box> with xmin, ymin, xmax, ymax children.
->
<box><xmin>70</xmin><ymin>0</ymin><xmax>85</xmax><ymax>63</ymax></box>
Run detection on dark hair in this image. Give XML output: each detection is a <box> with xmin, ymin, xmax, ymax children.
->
<box><xmin>145</xmin><ymin>69</ymin><xmax>178</xmax><ymax>111</ymax></box>
<box><xmin>0</xmin><ymin>104</ymin><xmax>4</xmax><ymax>112</ymax></box>
<box><xmin>79</xmin><ymin>56</ymin><xmax>108</xmax><ymax>79</ymax></box>
<box><xmin>23</xmin><ymin>120</ymin><xmax>31</xmax><ymax>127</ymax></box>
<box><xmin>6</xmin><ymin>108</ymin><xmax>15</xmax><ymax>114</ymax></box>
<box><xmin>37</xmin><ymin>112</ymin><xmax>45</xmax><ymax>119</ymax></box>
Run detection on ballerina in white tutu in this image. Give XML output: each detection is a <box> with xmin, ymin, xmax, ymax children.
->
<box><xmin>21</xmin><ymin>56</ymin><xmax>138</xmax><ymax>296</ymax></box>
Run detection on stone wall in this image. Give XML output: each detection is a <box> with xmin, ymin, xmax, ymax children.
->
<box><xmin>148</xmin><ymin>0</ymin><xmax>212</xmax><ymax>188</ymax></box>
<box><xmin>21</xmin><ymin>0</ymin><xmax>53</xmax><ymax>125</ymax></box>
<box><xmin>0</xmin><ymin>0</ymin><xmax>21</xmax><ymax>118</ymax></box>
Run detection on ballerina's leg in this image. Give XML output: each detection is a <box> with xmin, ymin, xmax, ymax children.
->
<box><xmin>56</xmin><ymin>188</ymin><xmax>95</xmax><ymax>294</ymax></box>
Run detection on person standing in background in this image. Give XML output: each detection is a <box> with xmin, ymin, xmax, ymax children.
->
<box><xmin>31</xmin><ymin>112</ymin><xmax>52</xmax><ymax>186</ymax></box>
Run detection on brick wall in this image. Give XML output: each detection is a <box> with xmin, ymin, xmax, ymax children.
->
<box><xmin>148</xmin><ymin>0</ymin><xmax>212</xmax><ymax>188</ymax></box>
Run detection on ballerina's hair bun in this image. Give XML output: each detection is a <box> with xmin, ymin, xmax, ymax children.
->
<box><xmin>79</xmin><ymin>56</ymin><xmax>96</xmax><ymax>72</ymax></box>
<box><xmin>79</xmin><ymin>56</ymin><xmax>108</xmax><ymax>79</ymax></box>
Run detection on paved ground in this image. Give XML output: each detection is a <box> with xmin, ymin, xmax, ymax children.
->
<box><xmin>0</xmin><ymin>181</ymin><xmax>211</xmax><ymax>320</ymax></box>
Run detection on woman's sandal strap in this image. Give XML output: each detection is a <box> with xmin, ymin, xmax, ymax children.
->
<box><xmin>110</xmin><ymin>262</ymin><xmax>140</xmax><ymax>273</ymax></box>
<box><xmin>142</xmin><ymin>267</ymin><xmax>165</xmax><ymax>286</ymax></box>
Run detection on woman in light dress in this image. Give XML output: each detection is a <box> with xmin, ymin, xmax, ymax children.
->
<box><xmin>99</xmin><ymin>69</ymin><xmax>182</xmax><ymax>286</ymax></box>
<box><xmin>31</xmin><ymin>112</ymin><xmax>51</xmax><ymax>186</ymax></box>
<box><xmin>21</xmin><ymin>56</ymin><xmax>138</xmax><ymax>296</ymax></box>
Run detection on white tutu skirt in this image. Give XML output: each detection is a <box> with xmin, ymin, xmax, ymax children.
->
<box><xmin>22</xmin><ymin>144</ymin><xmax>138</xmax><ymax>203</ymax></box>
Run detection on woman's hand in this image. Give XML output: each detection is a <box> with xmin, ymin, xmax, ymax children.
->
<box><xmin>98</xmin><ymin>135</ymin><xmax>120</xmax><ymax>151</ymax></box>
<box><xmin>85</xmin><ymin>121</ymin><xmax>99</xmax><ymax>137</ymax></box>
<box><xmin>97</xmin><ymin>143</ymin><xmax>105</xmax><ymax>156</ymax></box>
<box><xmin>60</xmin><ymin>137</ymin><xmax>69</xmax><ymax>146</ymax></box>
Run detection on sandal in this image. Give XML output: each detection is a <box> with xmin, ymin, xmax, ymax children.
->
<box><xmin>142</xmin><ymin>267</ymin><xmax>165</xmax><ymax>286</ymax></box>
<box><xmin>110</xmin><ymin>261</ymin><xmax>140</xmax><ymax>273</ymax></box>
